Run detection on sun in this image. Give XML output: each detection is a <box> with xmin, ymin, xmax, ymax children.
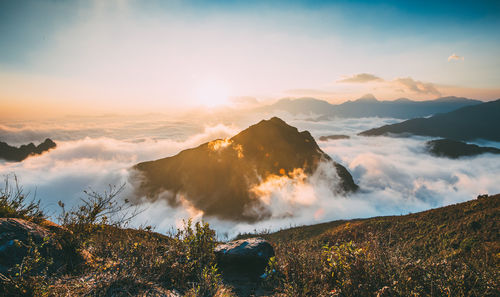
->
<box><xmin>194</xmin><ymin>79</ymin><xmax>231</xmax><ymax>108</ymax></box>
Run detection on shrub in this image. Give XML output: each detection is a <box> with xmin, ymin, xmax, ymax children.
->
<box><xmin>0</xmin><ymin>236</ymin><xmax>52</xmax><ymax>297</ymax></box>
<box><xmin>0</xmin><ymin>175</ymin><xmax>44</xmax><ymax>222</ymax></box>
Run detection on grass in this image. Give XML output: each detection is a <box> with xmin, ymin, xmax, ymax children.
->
<box><xmin>252</xmin><ymin>194</ymin><xmax>500</xmax><ymax>296</ymax></box>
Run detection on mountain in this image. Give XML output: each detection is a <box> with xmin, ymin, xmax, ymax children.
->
<box><xmin>426</xmin><ymin>139</ymin><xmax>500</xmax><ymax>159</ymax></box>
<box><xmin>133</xmin><ymin>117</ymin><xmax>358</xmax><ymax>222</ymax></box>
<box><xmin>257</xmin><ymin>96</ymin><xmax>482</xmax><ymax>119</ymax></box>
<box><xmin>333</xmin><ymin>95</ymin><xmax>481</xmax><ymax>119</ymax></box>
<box><xmin>359</xmin><ymin>99</ymin><xmax>500</xmax><ymax>141</ymax></box>
<box><xmin>0</xmin><ymin>138</ymin><xmax>56</xmax><ymax>162</ymax></box>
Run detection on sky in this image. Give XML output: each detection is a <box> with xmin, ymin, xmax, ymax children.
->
<box><xmin>1</xmin><ymin>0</ymin><xmax>500</xmax><ymax>118</ymax></box>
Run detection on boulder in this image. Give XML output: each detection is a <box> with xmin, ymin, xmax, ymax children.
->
<box><xmin>0</xmin><ymin>218</ymin><xmax>63</xmax><ymax>274</ymax></box>
<box><xmin>215</xmin><ymin>238</ymin><xmax>274</xmax><ymax>276</ymax></box>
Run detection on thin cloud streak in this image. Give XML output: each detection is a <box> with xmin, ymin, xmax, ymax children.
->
<box><xmin>337</xmin><ymin>73</ymin><xmax>383</xmax><ymax>83</ymax></box>
<box><xmin>448</xmin><ymin>53</ymin><xmax>464</xmax><ymax>61</ymax></box>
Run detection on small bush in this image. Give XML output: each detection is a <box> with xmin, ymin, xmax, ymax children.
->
<box><xmin>0</xmin><ymin>175</ymin><xmax>44</xmax><ymax>222</ymax></box>
<box><xmin>0</xmin><ymin>236</ymin><xmax>52</xmax><ymax>297</ymax></box>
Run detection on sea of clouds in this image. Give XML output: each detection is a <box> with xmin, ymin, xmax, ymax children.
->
<box><xmin>1</xmin><ymin>112</ymin><xmax>499</xmax><ymax>239</ymax></box>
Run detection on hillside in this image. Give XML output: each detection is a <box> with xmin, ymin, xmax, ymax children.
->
<box><xmin>359</xmin><ymin>99</ymin><xmax>500</xmax><ymax>141</ymax></box>
<box><xmin>133</xmin><ymin>117</ymin><xmax>357</xmax><ymax>222</ymax></box>
<box><xmin>239</xmin><ymin>194</ymin><xmax>499</xmax><ymax>296</ymax></box>
<box><xmin>257</xmin><ymin>96</ymin><xmax>481</xmax><ymax>119</ymax></box>
<box><xmin>252</xmin><ymin>194</ymin><xmax>499</xmax><ymax>246</ymax></box>
<box><xmin>1</xmin><ymin>176</ymin><xmax>498</xmax><ymax>296</ymax></box>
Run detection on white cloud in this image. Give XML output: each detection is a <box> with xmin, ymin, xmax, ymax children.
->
<box><xmin>393</xmin><ymin>77</ymin><xmax>441</xmax><ymax>97</ymax></box>
<box><xmin>2</xmin><ymin>115</ymin><xmax>499</xmax><ymax>239</ymax></box>
<box><xmin>448</xmin><ymin>53</ymin><xmax>464</xmax><ymax>62</ymax></box>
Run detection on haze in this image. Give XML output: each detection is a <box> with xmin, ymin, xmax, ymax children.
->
<box><xmin>1</xmin><ymin>0</ymin><xmax>500</xmax><ymax>119</ymax></box>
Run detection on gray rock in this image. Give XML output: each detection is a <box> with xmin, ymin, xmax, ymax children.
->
<box><xmin>0</xmin><ymin>218</ymin><xmax>63</xmax><ymax>274</ymax></box>
<box><xmin>215</xmin><ymin>238</ymin><xmax>274</xmax><ymax>276</ymax></box>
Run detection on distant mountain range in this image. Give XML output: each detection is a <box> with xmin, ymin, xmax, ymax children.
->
<box><xmin>256</xmin><ymin>95</ymin><xmax>482</xmax><ymax>119</ymax></box>
<box><xmin>133</xmin><ymin>117</ymin><xmax>357</xmax><ymax>222</ymax></box>
<box><xmin>0</xmin><ymin>138</ymin><xmax>56</xmax><ymax>162</ymax></box>
<box><xmin>359</xmin><ymin>99</ymin><xmax>500</xmax><ymax>141</ymax></box>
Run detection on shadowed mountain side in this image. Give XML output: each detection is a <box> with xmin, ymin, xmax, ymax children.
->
<box><xmin>0</xmin><ymin>138</ymin><xmax>56</xmax><ymax>162</ymax></box>
<box><xmin>256</xmin><ymin>96</ymin><xmax>481</xmax><ymax>119</ymax></box>
<box><xmin>359</xmin><ymin>99</ymin><xmax>500</xmax><ymax>141</ymax></box>
<box><xmin>426</xmin><ymin>139</ymin><xmax>500</xmax><ymax>159</ymax></box>
<box><xmin>133</xmin><ymin>117</ymin><xmax>358</xmax><ymax>222</ymax></box>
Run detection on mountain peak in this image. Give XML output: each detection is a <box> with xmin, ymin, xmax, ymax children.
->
<box><xmin>394</xmin><ymin>97</ymin><xmax>412</xmax><ymax>102</ymax></box>
<box><xmin>133</xmin><ymin>118</ymin><xmax>358</xmax><ymax>222</ymax></box>
<box><xmin>355</xmin><ymin>93</ymin><xmax>378</xmax><ymax>102</ymax></box>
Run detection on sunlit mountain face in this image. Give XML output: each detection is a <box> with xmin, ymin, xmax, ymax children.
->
<box><xmin>1</xmin><ymin>0</ymin><xmax>500</xmax><ymax>237</ymax></box>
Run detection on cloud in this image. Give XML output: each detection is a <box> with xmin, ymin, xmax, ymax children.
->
<box><xmin>338</xmin><ymin>73</ymin><xmax>383</xmax><ymax>83</ymax></box>
<box><xmin>393</xmin><ymin>77</ymin><xmax>441</xmax><ymax>97</ymax></box>
<box><xmin>448</xmin><ymin>53</ymin><xmax>464</xmax><ymax>62</ymax></box>
<box><xmin>2</xmin><ymin>115</ymin><xmax>500</xmax><ymax>239</ymax></box>
<box><xmin>0</xmin><ymin>122</ymin><xmax>239</xmax><ymax>213</ymax></box>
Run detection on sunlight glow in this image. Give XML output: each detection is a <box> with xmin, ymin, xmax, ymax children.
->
<box><xmin>194</xmin><ymin>79</ymin><xmax>231</xmax><ymax>108</ymax></box>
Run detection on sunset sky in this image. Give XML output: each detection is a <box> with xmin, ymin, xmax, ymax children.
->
<box><xmin>1</xmin><ymin>0</ymin><xmax>500</xmax><ymax>118</ymax></box>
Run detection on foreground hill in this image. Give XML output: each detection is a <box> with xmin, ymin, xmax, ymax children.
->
<box><xmin>0</xmin><ymin>138</ymin><xmax>56</xmax><ymax>162</ymax></box>
<box><xmin>240</xmin><ymin>194</ymin><xmax>499</xmax><ymax>296</ymax></box>
<box><xmin>426</xmin><ymin>139</ymin><xmax>500</xmax><ymax>159</ymax></box>
<box><xmin>1</xmin><ymin>177</ymin><xmax>498</xmax><ymax>296</ymax></box>
<box><xmin>257</xmin><ymin>95</ymin><xmax>481</xmax><ymax>119</ymax></box>
<box><xmin>360</xmin><ymin>99</ymin><xmax>500</xmax><ymax>141</ymax></box>
<box><xmin>133</xmin><ymin>117</ymin><xmax>357</xmax><ymax>222</ymax></box>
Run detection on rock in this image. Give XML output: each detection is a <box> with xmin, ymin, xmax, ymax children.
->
<box><xmin>215</xmin><ymin>238</ymin><xmax>274</xmax><ymax>276</ymax></box>
<box><xmin>0</xmin><ymin>218</ymin><xmax>63</xmax><ymax>274</ymax></box>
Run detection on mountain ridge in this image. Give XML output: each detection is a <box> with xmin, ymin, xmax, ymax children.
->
<box><xmin>359</xmin><ymin>98</ymin><xmax>500</xmax><ymax>141</ymax></box>
<box><xmin>0</xmin><ymin>138</ymin><xmax>56</xmax><ymax>162</ymax></box>
<box><xmin>256</xmin><ymin>96</ymin><xmax>482</xmax><ymax>119</ymax></box>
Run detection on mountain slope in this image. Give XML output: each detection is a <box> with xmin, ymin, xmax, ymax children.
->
<box><xmin>359</xmin><ymin>99</ymin><xmax>500</xmax><ymax>141</ymax></box>
<box><xmin>239</xmin><ymin>194</ymin><xmax>499</xmax><ymax>296</ymax></box>
<box><xmin>133</xmin><ymin>117</ymin><xmax>357</xmax><ymax>222</ymax></box>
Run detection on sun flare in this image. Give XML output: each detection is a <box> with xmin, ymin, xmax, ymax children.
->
<box><xmin>194</xmin><ymin>80</ymin><xmax>230</xmax><ymax>108</ymax></box>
